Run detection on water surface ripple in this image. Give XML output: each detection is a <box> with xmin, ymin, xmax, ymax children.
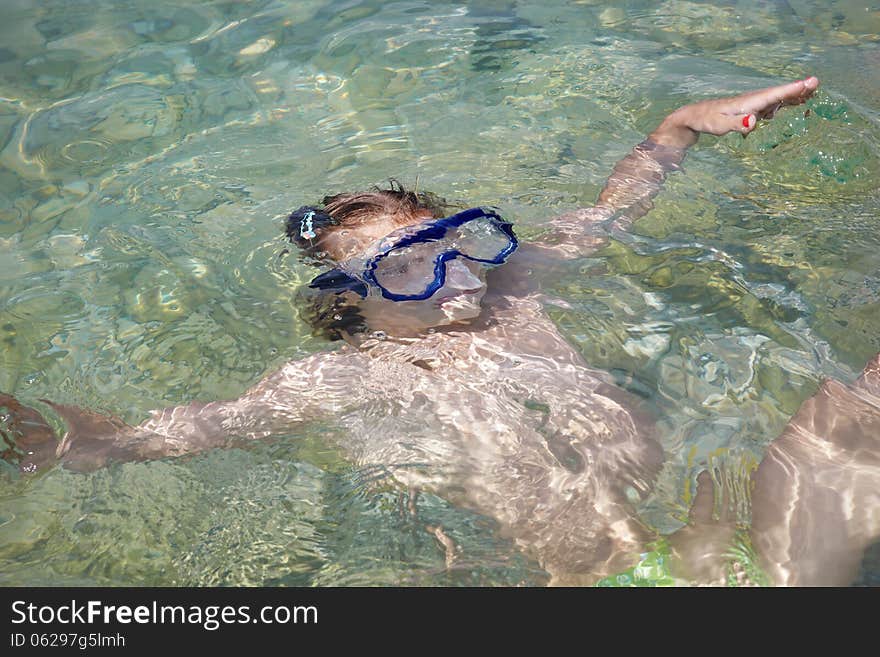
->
<box><xmin>1</xmin><ymin>0</ymin><xmax>878</xmax><ymax>585</ymax></box>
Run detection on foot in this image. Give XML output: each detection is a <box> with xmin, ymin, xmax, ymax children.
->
<box><xmin>666</xmin><ymin>470</ymin><xmax>740</xmax><ymax>586</ymax></box>
<box><xmin>651</xmin><ymin>76</ymin><xmax>820</xmax><ymax>148</ymax></box>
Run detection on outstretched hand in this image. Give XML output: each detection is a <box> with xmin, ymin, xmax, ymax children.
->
<box><xmin>651</xmin><ymin>76</ymin><xmax>820</xmax><ymax>148</ymax></box>
<box><xmin>0</xmin><ymin>393</ymin><xmax>59</xmax><ymax>474</ymax></box>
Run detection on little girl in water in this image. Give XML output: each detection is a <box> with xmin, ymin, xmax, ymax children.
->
<box><xmin>5</xmin><ymin>76</ymin><xmax>879</xmax><ymax>585</ymax></box>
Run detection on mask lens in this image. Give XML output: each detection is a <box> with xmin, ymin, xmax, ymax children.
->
<box><xmin>449</xmin><ymin>217</ymin><xmax>513</xmax><ymax>260</ymax></box>
<box><xmin>360</xmin><ymin>209</ymin><xmax>517</xmax><ymax>300</ymax></box>
<box><xmin>371</xmin><ymin>241</ymin><xmax>444</xmax><ymax>295</ymax></box>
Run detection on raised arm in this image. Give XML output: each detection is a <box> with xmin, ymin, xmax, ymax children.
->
<box><xmin>541</xmin><ymin>77</ymin><xmax>819</xmax><ymax>256</ymax></box>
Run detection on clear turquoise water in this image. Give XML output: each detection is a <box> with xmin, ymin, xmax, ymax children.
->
<box><xmin>1</xmin><ymin>0</ymin><xmax>878</xmax><ymax>585</ymax></box>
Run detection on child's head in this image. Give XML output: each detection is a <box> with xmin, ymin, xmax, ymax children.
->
<box><xmin>287</xmin><ymin>182</ymin><xmax>450</xmax><ymax>262</ymax></box>
<box><xmin>287</xmin><ymin>182</ymin><xmax>493</xmax><ymax>340</ymax></box>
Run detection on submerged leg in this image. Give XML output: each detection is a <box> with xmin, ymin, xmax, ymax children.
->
<box><xmin>670</xmin><ymin>354</ymin><xmax>880</xmax><ymax>586</ymax></box>
<box><xmin>750</xmin><ymin>354</ymin><xmax>880</xmax><ymax>586</ymax></box>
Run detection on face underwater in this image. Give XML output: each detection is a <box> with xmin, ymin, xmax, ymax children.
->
<box><xmin>308</xmin><ymin>207</ymin><xmax>517</xmax><ymax>335</ymax></box>
<box><xmin>356</xmin><ymin>253</ymin><xmax>492</xmax><ymax>335</ymax></box>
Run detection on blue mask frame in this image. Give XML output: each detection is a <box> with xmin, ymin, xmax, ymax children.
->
<box><xmin>308</xmin><ymin>207</ymin><xmax>518</xmax><ymax>301</ymax></box>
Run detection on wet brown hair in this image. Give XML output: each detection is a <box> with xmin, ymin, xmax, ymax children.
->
<box><xmin>323</xmin><ymin>184</ymin><xmax>449</xmax><ymax>222</ymax></box>
<box><xmin>286</xmin><ymin>180</ymin><xmax>454</xmax><ymax>256</ymax></box>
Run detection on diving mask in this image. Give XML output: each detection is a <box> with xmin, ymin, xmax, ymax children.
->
<box><xmin>308</xmin><ymin>207</ymin><xmax>518</xmax><ymax>301</ymax></box>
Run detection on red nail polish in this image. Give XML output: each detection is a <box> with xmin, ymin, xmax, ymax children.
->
<box><xmin>742</xmin><ymin>115</ymin><xmax>751</xmax><ymax>128</ymax></box>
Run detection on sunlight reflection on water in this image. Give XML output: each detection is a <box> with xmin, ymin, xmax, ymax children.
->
<box><xmin>0</xmin><ymin>0</ymin><xmax>878</xmax><ymax>585</ymax></box>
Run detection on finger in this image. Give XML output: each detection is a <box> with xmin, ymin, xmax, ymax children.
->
<box><xmin>713</xmin><ymin>112</ymin><xmax>756</xmax><ymax>136</ymax></box>
<box><xmin>737</xmin><ymin>76</ymin><xmax>819</xmax><ymax>114</ymax></box>
<box><xmin>737</xmin><ymin>113</ymin><xmax>756</xmax><ymax>134</ymax></box>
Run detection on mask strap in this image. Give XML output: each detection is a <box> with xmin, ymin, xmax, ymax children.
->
<box><xmin>308</xmin><ymin>269</ymin><xmax>368</xmax><ymax>297</ymax></box>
